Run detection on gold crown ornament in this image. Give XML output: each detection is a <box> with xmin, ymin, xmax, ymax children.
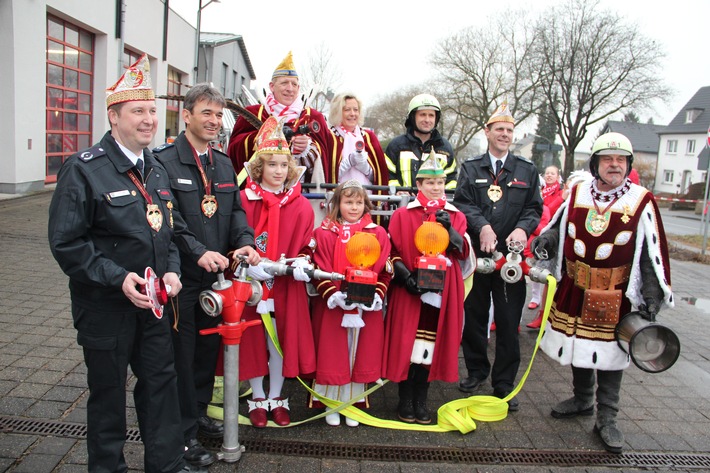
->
<box><xmin>106</xmin><ymin>54</ymin><xmax>155</xmax><ymax>108</ymax></box>
<box><xmin>486</xmin><ymin>99</ymin><xmax>515</xmax><ymax>126</ymax></box>
<box><xmin>272</xmin><ymin>51</ymin><xmax>298</xmax><ymax>79</ymax></box>
<box><xmin>416</xmin><ymin>149</ymin><xmax>445</xmax><ymax>179</ymax></box>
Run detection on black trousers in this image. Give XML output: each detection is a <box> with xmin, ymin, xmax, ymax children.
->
<box><xmin>461</xmin><ymin>271</ymin><xmax>526</xmax><ymax>393</ymax></box>
<box><xmin>73</xmin><ymin>305</ymin><xmax>184</xmax><ymax>473</ymax></box>
<box><xmin>170</xmin><ymin>283</ymin><xmax>222</xmax><ymax>441</ymax></box>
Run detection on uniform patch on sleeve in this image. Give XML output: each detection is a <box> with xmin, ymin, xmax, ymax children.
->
<box><xmin>385</xmin><ymin>259</ymin><xmax>394</xmax><ymax>274</ymax></box>
<box><xmin>308</xmin><ymin>237</ymin><xmax>317</xmax><ymax>251</ymax></box>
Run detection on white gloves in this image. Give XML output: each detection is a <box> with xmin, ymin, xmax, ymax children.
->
<box><xmin>341</xmin><ymin>311</ymin><xmax>365</xmax><ymax>328</ymax></box>
<box><xmin>421</xmin><ymin>292</ymin><xmax>442</xmax><ymax>308</ymax></box>
<box><xmin>290</xmin><ymin>258</ymin><xmax>313</xmax><ymax>282</ymax></box>
<box><xmin>246</xmin><ymin>262</ymin><xmax>273</xmax><ymax>281</ymax></box>
<box><xmin>349</xmin><ymin>151</ymin><xmax>372</xmax><ymax>175</ymax></box>
<box><xmin>359</xmin><ymin>293</ymin><xmax>383</xmax><ymax>312</ymax></box>
<box><xmin>327</xmin><ymin>291</ymin><xmax>357</xmax><ymax>311</ymax></box>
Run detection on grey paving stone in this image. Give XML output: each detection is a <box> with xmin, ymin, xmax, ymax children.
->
<box><xmin>13</xmin><ymin>453</ymin><xmax>63</xmax><ymax>473</ymax></box>
<box><xmin>0</xmin><ymin>396</ymin><xmax>36</xmax><ymax>415</ymax></box>
<box><xmin>31</xmin><ymin>437</ymin><xmax>77</xmax><ymax>455</ymax></box>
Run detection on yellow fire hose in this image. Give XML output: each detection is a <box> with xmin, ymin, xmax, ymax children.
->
<box><xmin>207</xmin><ymin>275</ymin><xmax>557</xmax><ymax>433</ymax></box>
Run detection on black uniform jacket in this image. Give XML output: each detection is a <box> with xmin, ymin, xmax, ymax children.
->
<box><xmin>48</xmin><ymin>132</ymin><xmax>192</xmax><ymax>312</ymax></box>
<box><xmin>154</xmin><ymin>132</ymin><xmax>254</xmax><ymax>284</ymax></box>
<box><xmin>453</xmin><ymin>152</ymin><xmax>542</xmax><ymax>254</ymax></box>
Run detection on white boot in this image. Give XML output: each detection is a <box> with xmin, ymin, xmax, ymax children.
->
<box><xmin>325</xmin><ymin>408</ymin><xmax>340</xmax><ymax>426</ymax></box>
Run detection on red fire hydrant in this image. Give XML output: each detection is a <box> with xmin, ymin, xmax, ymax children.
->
<box><xmin>199</xmin><ymin>262</ymin><xmax>262</xmax><ymax>463</ymax></box>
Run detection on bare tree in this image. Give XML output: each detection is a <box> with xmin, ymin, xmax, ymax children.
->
<box><xmin>430</xmin><ymin>9</ymin><xmax>541</xmax><ymax>160</ymax></box>
<box><xmin>299</xmin><ymin>42</ymin><xmax>343</xmax><ymax>113</ymax></box>
<box><xmin>530</xmin><ymin>0</ymin><xmax>671</xmax><ymax>176</ymax></box>
<box><xmin>365</xmin><ymin>85</ymin><xmax>422</xmax><ymax>144</ymax></box>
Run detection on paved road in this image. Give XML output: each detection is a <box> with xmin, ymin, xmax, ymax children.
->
<box><xmin>1</xmin><ymin>191</ymin><xmax>710</xmax><ymax>472</ymax></box>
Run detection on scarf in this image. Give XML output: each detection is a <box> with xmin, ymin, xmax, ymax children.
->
<box><xmin>321</xmin><ymin>214</ymin><xmax>373</xmax><ymax>273</ymax></box>
<box><xmin>541</xmin><ymin>182</ymin><xmax>561</xmax><ymax>200</ymax></box>
<box><xmin>591</xmin><ymin>178</ymin><xmax>632</xmax><ymax>203</ymax></box>
<box><xmin>338</xmin><ymin>125</ymin><xmax>363</xmax><ymax>161</ymax></box>
<box><xmin>246</xmin><ymin>176</ymin><xmax>302</xmax><ymax>261</ymax></box>
<box><xmin>416</xmin><ymin>191</ymin><xmax>447</xmax><ymax>222</ymax></box>
<box><xmin>265</xmin><ymin>92</ymin><xmax>304</xmax><ymax>124</ymax></box>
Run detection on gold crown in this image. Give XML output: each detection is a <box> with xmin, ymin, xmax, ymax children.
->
<box><xmin>486</xmin><ymin>99</ymin><xmax>515</xmax><ymax>126</ymax></box>
<box><xmin>342</xmin><ymin>179</ymin><xmax>363</xmax><ymax>190</ymax></box>
<box><xmin>106</xmin><ymin>54</ymin><xmax>155</xmax><ymax>108</ymax></box>
<box><xmin>272</xmin><ymin>51</ymin><xmax>298</xmax><ymax>79</ymax></box>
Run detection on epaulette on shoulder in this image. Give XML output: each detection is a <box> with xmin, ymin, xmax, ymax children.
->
<box><xmin>152</xmin><ymin>142</ymin><xmax>174</xmax><ymax>154</ymax></box>
<box><xmin>78</xmin><ymin>145</ymin><xmax>107</xmax><ymax>162</ymax></box>
<box><xmin>515</xmin><ymin>155</ymin><xmax>533</xmax><ymax>164</ymax></box>
<box><xmin>465</xmin><ymin>154</ymin><xmax>485</xmax><ymax>162</ymax></box>
<box><xmin>212</xmin><ymin>147</ymin><xmax>229</xmax><ymax>159</ymax></box>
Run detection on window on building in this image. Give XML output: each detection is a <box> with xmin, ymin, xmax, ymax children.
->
<box><xmin>46</xmin><ymin>15</ymin><xmax>94</xmax><ymax>183</ymax></box>
<box><xmin>685</xmin><ymin>109</ymin><xmax>701</xmax><ymax>124</ymax></box>
<box><xmin>232</xmin><ymin>71</ymin><xmax>238</xmax><ymax>100</ymax></box>
<box><xmin>687</xmin><ymin>140</ymin><xmax>696</xmax><ymax>154</ymax></box>
<box><xmin>122</xmin><ymin>49</ymin><xmax>141</xmax><ymax>69</ymax></box>
<box><xmin>667</xmin><ymin>140</ymin><xmax>678</xmax><ymax>153</ymax></box>
<box><xmin>166</xmin><ymin>67</ymin><xmax>182</xmax><ymax>140</ymax></box>
<box><xmin>221</xmin><ymin>63</ymin><xmax>228</xmax><ymax>95</ymax></box>
<box><xmin>663</xmin><ymin>170</ymin><xmax>674</xmax><ymax>184</ymax></box>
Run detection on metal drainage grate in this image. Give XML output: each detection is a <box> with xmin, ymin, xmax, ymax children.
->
<box><xmin>3</xmin><ymin>416</ymin><xmax>710</xmax><ymax>469</ymax></box>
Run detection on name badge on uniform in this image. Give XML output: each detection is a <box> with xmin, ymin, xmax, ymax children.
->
<box><xmin>177</xmin><ymin>178</ymin><xmax>193</xmax><ymax>185</ymax></box>
<box><xmin>109</xmin><ymin>190</ymin><xmax>130</xmax><ymax>198</ymax></box>
<box><xmin>475</xmin><ymin>179</ymin><xmax>488</xmax><ymax>184</ymax></box>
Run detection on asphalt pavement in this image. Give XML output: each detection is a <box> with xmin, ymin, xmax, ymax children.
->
<box><xmin>1</xmin><ymin>190</ymin><xmax>709</xmax><ymax>472</ymax></box>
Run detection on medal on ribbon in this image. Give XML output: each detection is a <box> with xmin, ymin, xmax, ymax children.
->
<box><xmin>488</xmin><ymin>185</ymin><xmax>503</xmax><ymax>202</ymax></box>
<box><xmin>193</xmin><ymin>148</ymin><xmax>217</xmax><ymax>218</ymax></box>
<box><xmin>146</xmin><ymin>203</ymin><xmax>163</xmax><ymax>232</ymax></box>
<box><xmin>201</xmin><ymin>194</ymin><xmax>217</xmax><ymax>218</ymax></box>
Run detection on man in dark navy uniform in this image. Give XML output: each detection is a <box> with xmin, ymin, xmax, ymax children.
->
<box><xmin>154</xmin><ymin>83</ymin><xmax>259</xmax><ymax>467</ymax></box>
<box><xmin>48</xmin><ymin>55</ymin><xmax>225</xmax><ymax>473</ymax></box>
<box><xmin>453</xmin><ymin>101</ymin><xmax>542</xmax><ymax>411</ymax></box>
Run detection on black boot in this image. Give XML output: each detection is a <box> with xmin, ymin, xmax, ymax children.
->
<box><xmin>551</xmin><ymin>366</ymin><xmax>595</xmax><ymax>418</ymax></box>
<box><xmin>595</xmin><ymin>370</ymin><xmax>624</xmax><ymax>453</ymax></box>
<box><xmin>412</xmin><ymin>365</ymin><xmax>432</xmax><ymax>424</ymax></box>
<box><xmin>397</xmin><ymin>380</ymin><xmax>415</xmax><ymax>423</ymax></box>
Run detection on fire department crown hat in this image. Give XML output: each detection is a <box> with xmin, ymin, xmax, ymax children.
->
<box><xmin>416</xmin><ymin>149</ymin><xmax>445</xmax><ymax>179</ymax></box>
<box><xmin>255</xmin><ymin>116</ymin><xmax>291</xmax><ymax>158</ymax></box>
<box><xmin>106</xmin><ymin>54</ymin><xmax>155</xmax><ymax>108</ymax></box>
<box><xmin>272</xmin><ymin>51</ymin><xmax>298</xmax><ymax>79</ymax></box>
<box><xmin>486</xmin><ymin>99</ymin><xmax>515</xmax><ymax>126</ymax></box>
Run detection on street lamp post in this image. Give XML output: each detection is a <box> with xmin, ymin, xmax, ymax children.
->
<box><xmin>529</xmin><ymin>133</ymin><xmax>562</xmax><ymax>170</ymax></box>
<box><xmin>194</xmin><ymin>0</ymin><xmax>220</xmax><ymax>85</ymax></box>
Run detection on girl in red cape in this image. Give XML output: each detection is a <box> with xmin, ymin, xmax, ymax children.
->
<box><xmin>382</xmin><ymin>151</ymin><xmax>473</xmax><ymax>424</ymax></box>
<box><xmin>236</xmin><ymin>116</ymin><xmax>316</xmax><ymax>428</ymax></box>
<box><xmin>310</xmin><ymin>180</ymin><xmax>392</xmax><ymax>427</ymax></box>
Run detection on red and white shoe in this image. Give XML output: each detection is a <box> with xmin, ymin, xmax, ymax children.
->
<box><xmin>247</xmin><ymin>398</ymin><xmax>268</xmax><ymax>428</ymax></box>
<box><xmin>269</xmin><ymin>397</ymin><xmax>291</xmax><ymax>426</ymax></box>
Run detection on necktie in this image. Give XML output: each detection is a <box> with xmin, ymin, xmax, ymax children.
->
<box><xmin>199</xmin><ymin>153</ymin><xmax>208</xmax><ymax>168</ymax></box>
<box><xmin>495</xmin><ymin>159</ymin><xmax>502</xmax><ymax>175</ymax></box>
<box><xmin>136</xmin><ymin>158</ymin><xmax>144</xmax><ymax>176</ymax></box>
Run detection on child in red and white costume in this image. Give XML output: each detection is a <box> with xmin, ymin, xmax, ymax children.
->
<box><xmin>310</xmin><ymin>180</ymin><xmax>392</xmax><ymax>426</ymax></box>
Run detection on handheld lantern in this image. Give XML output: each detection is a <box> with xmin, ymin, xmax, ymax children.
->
<box><xmin>342</xmin><ymin>232</ymin><xmax>381</xmax><ymax>305</ymax></box>
<box><xmin>414</xmin><ymin>221</ymin><xmax>449</xmax><ymax>291</ymax></box>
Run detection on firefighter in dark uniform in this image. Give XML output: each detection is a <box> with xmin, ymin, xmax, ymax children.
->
<box><xmin>385</xmin><ymin>94</ymin><xmax>457</xmax><ymax>191</ymax></box>
<box><xmin>453</xmin><ymin>101</ymin><xmax>542</xmax><ymax>411</ymax></box>
<box><xmin>48</xmin><ymin>54</ymin><xmax>225</xmax><ymax>473</ymax></box>
<box><xmin>154</xmin><ymin>83</ymin><xmax>260</xmax><ymax>467</ymax></box>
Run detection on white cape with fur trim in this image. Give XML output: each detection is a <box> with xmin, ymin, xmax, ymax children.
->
<box><xmin>538</xmin><ymin>176</ymin><xmax>673</xmax><ymax>370</ymax></box>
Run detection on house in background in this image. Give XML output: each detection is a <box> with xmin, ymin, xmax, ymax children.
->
<box><xmin>654</xmin><ymin>86</ymin><xmax>710</xmax><ymax>195</ymax></box>
<box><xmin>196</xmin><ymin>32</ymin><xmax>256</xmax><ymax>105</ymax></box>
<box><xmin>599</xmin><ymin>120</ymin><xmax>666</xmax><ymax>189</ymax></box>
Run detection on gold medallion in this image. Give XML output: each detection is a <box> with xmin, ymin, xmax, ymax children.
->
<box><xmin>488</xmin><ymin>185</ymin><xmax>503</xmax><ymax>203</ymax></box>
<box><xmin>586</xmin><ymin>209</ymin><xmax>610</xmax><ymax>236</ymax></box>
<box><xmin>167</xmin><ymin>201</ymin><xmax>174</xmax><ymax>228</ymax></box>
<box><xmin>146</xmin><ymin>204</ymin><xmax>163</xmax><ymax>232</ymax></box>
<box><xmin>201</xmin><ymin>195</ymin><xmax>218</xmax><ymax>218</ymax></box>
<box><xmin>620</xmin><ymin>205</ymin><xmax>631</xmax><ymax>224</ymax></box>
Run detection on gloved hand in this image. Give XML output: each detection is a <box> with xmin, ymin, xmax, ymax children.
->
<box><xmin>638</xmin><ymin>297</ymin><xmax>660</xmax><ymax>322</ymax></box>
<box><xmin>421</xmin><ymin>291</ymin><xmax>442</xmax><ymax>308</ymax></box>
<box><xmin>246</xmin><ymin>262</ymin><xmax>273</xmax><ymax>281</ymax></box>
<box><xmin>435</xmin><ymin>210</ymin><xmax>451</xmax><ymax>230</ymax></box>
<box><xmin>327</xmin><ymin>291</ymin><xmax>357</xmax><ymax>311</ymax></box>
<box><xmin>531</xmin><ymin>231</ymin><xmax>558</xmax><ymax>260</ymax></box>
<box><xmin>290</xmin><ymin>258</ymin><xmax>313</xmax><ymax>282</ymax></box>
<box><xmin>405</xmin><ymin>270</ymin><xmax>422</xmax><ymax>295</ymax></box>
<box><xmin>359</xmin><ymin>293</ymin><xmax>383</xmax><ymax>312</ymax></box>
<box><xmin>341</xmin><ymin>311</ymin><xmax>365</xmax><ymax>328</ymax></box>
<box><xmin>349</xmin><ymin>151</ymin><xmax>371</xmax><ymax>175</ymax></box>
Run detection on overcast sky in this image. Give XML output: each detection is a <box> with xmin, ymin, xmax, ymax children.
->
<box><xmin>169</xmin><ymin>0</ymin><xmax>709</xmax><ymax>140</ymax></box>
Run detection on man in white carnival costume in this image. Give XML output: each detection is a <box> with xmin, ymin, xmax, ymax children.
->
<box><xmin>531</xmin><ymin>132</ymin><xmax>673</xmax><ymax>453</ymax></box>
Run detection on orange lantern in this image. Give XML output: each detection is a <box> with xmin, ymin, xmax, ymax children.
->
<box><xmin>342</xmin><ymin>232</ymin><xmax>381</xmax><ymax>305</ymax></box>
<box><xmin>414</xmin><ymin>221</ymin><xmax>449</xmax><ymax>291</ymax></box>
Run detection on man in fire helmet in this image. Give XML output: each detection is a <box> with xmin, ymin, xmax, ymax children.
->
<box><xmin>385</xmin><ymin>94</ymin><xmax>456</xmax><ymax>190</ymax></box>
